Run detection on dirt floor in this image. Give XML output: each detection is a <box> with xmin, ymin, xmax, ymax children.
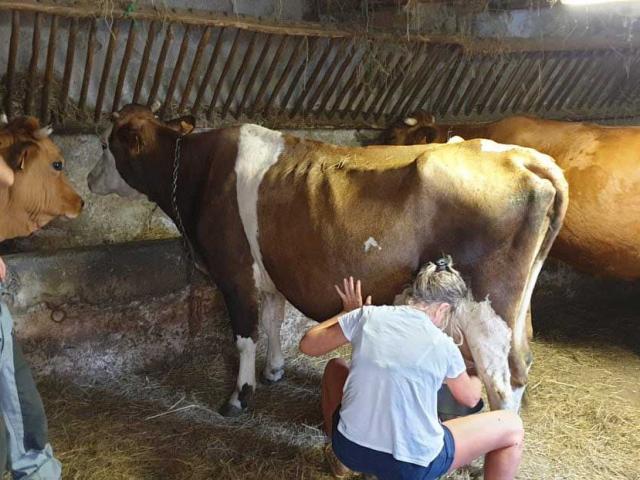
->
<box><xmin>18</xmin><ymin>265</ymin><xmax>640</xmax><ymax>480</ymax></box>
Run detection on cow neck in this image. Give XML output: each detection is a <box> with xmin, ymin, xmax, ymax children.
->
<box><xmin>0</xmin><ymin>189</ymin><xmax>39</xmax><ymax>241</ymax></box>
<box><xmin>441</xmin><ymin>123</ymin><xmax>492</xmax><ymax>141</ymax></box>
<box><xmin>143</xmin><ymin>128</ymin><xmax>209</xmax><ymax>238</ymax></box>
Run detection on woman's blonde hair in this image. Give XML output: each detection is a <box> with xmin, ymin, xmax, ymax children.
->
<box><xmin>404</xmin><ymin>256</ymin><xmax>469</xmax><ymax>341</ymax></box>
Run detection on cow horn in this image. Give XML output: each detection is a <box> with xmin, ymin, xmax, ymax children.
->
<box><xmin>111</xmin><ymin>112</ymin><xmax>120</xmax><ymax>120</ymax></box>
<box><xmin>404</xmin><ymin>117</ymin><xmax>418</xmax><ymax>126</ymax></box>
<box><xmin>150</xmin><ymin>100</ymin><xmax>162</xmax><ymax>113</ymax></box>
<box><xmin>33</xmin><ymin>125</ymin><xmax>53</xmax><ymax>139</ymax></box>
<box><xmin>0</xmin><ymin>113</ymin><xmax>8</xmax><ymax>126</ymax></box>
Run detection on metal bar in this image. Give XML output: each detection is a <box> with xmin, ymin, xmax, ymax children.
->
<box><xmin>436</xmin><ymin>53</ymin><xmax>473</xmax><ymax>116</ymax></box>
<box><xmin>329</xmin><ymin>48</ymin><xmax>364</xmax><ymax>118</ymax></box>
<box><xmin>373</xmin><ymin>44</ymin><xmax>423</xmax><ymax>121</ymax></box>
<box><xmin>160</xmin><ymin>24</ymin><xmax>190</xmax><ymax>118</ymax></box>
<box><xmin>489</xmin><ymin>54</ymin><xmax>527</xmax><ymax>114</ymax></box>
<box><xmin>193</xmin><ymin>27</ymin><xmax>224</xmax><ymax>115</ymax></box>
<box><xmin>518</xmin><ymin>54</ymin><xmax>558</xmax><ymax>113</ymax></box>
<box><xmin>590</xmin><ymin>54</ymin><xmax>626</xmax><ymax>111</ymax></box>
<box><xmin>460</xmin><ymin>54</ymin><xmax>495</xmax><ymax>116</ymax></box>
<box><xmin>250</xmin><ymin>35</ymin><xmax>288</xmax><ymax>116</ymax></box>
<box><xmin>506</xmin><ymin>55</ymin><xmax>541</xmax><ymax>113</ymax></box>
<box><xmin>406</xmin><ymin>45</ymin><xmax>458</xmax><ymax>117</ymax></box>
<box><xmin>24</xmin><ymin>12</ymin><xmax>41</xmax><ymax>115</ymax></box>
<box><xmin>236</xmin><ymin>33</ymin><xmax>273</xmax><ymax>118</ymax></box>
<box><xmin>5</xmin><ymin>11</ymin><xmax>19</xmax><ymax>117</ymax></box>
<box><xmin>40</xmin><ymin>14</ymin><xmax>58</xmax><ymax>123</ymax></box>
<box><xmin>532</xmin><ymin>54</ymin><xmax>568</xmax><ymax>112</ymax></box>
<box><xmin>112</xmin><ymin>19</ymin><xmax>137</xmax><ymax>112</ymax></box>
<box><xmin>574</xmin><ymin>54</ymin><xmax>613</xmax><ymax>112</ymax></box>
<box><xmin>309</xmin><ymin>39</ymin><xmax>349</xmax><ymax>116</ymax></box>
<box><xmin>350</xmin><ymin>50</ymin><xmax>395</xmax><ymax>120</ymax></box>
<box><xmin>263</xmin><ymin>36</ymin><xmax>307</xmax><ymax>115</ymax></box>
<box><xmin>280</xmin><ymin>37</ymin><xmax>319</xmax><ymax>114</ymax></box>
<box><xmin>222</xmin><ymin>30</ymin><xmax>258</xmax><ymax>119</ymax></box>
<box><xmin>565</xmin><ymin>59</ymin><xmax>602</xmax><ymax>109</ymax></box>
<box><xmin>147</xmin><ymin>23</ymin><xmax>174</xmax><ymax>108</ymax></box>
<box><xmin>599</xmin><ymin>50</ymin><xmax>640</xmax><ymax>110</ymax></box>
<box><xmin>208</xmin><ymin>27</ymin><xmax>243</xmax><ymax>119</ymax></box>
<box><xmin>59</xmin><ymin>17</ymin><xmax>77</xmax><ymax>118</ymax></box>
<box><xmin>552</xmin><ymin>54</ymin><xmax>592</xmax><ymax>111</ymax></box>
<box><xmin>78</xmin><ymin>17</ymin><xmax>96</xmax><ymax>112</ymax></box>
<box><xmin>497</xmin><ymin>55</ymin><xmax>533</xmax><ymax>113</ymax></box>
<box><xmin>290</xmin><ymin>38</ymin><xmax>333</xmax><ymax>118</ymax></box>
<box><xmin>416</xmin><ymin>49</ymin><xmax>463</xmax><ymax>113</ymax></box>
<box><xmin>431</xmin><ymin>54</ymin><xmax>471</xmax><ymax>115</ymax></box>
<box><xmin>428</xmin><ymin>49</ymin><xmax>465</xmax><ymax>114</ymax></box>
<box><xmin>179</xmin><ymin>26</ymin><xmax>212</xmax><ymax>112</ymax></box>
<box><xmin>392</xmin><ymin>44</ymin><xmax>445</xmax><ymax>117</ymax></box>
<box><xmin>94</xmin><ymin>22</ymin><xmax>119</xmax><ymax>122</ymax></box>
<box><xmin>544</xmin><ymin>53</ymin><xmax>581</xmax><ymax>112</ymax></box>
<box><xmin>450</xmin><ymin>57</ymin><xmax>482</xmax><ymax>117</ymax></box>
<box><xmin>364</xmin><ymin>51</ymin><xmax>404</xmax><ymax>119</ymax></box>
<box><xmin>133</xmin><ymin>21</ymin><xmax>158</xmax><ymax>104</ymax></box>
<box><xmin>315</xmin><ymin>39</ymin><xmax>355</xmax><ymax>116</ymax></box>
<box><xmin>475</xmin><ymin>55</ymin><xmax>513</xmax><ymax>115</ymax></box>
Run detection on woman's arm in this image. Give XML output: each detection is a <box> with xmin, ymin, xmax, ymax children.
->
<box><xmin>445</xmin><ymin>372</ymin><xmax>483</xmax><ymax>408</ymax></box>
<box><xmin>299</xmin><ymin>277</ymin><xmax>372</xmax><ymax>357</ymax></box>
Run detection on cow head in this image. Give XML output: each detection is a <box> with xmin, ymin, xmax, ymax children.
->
<box><xmin>386</xmin><ymin>111</ymin><xmax>443</xmax><ymax>145</ymax></box>
<box><xmin>87</xmin><ymin>103</ymin><xmax>195</xmax><ymax>198</ymax></box>
<box><xmin>0</xmin><ymin>115</ymin><xmax>84</xmax><ymax>240</ymax></box>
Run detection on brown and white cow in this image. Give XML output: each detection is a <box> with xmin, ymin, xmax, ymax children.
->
<box><xmin>387</xmin><ymin>112</ymin><xmax>639</xmax><ymax>280</ymax></box>
<box><xmin>0</xmin><ymin>115</ymin><xmax>84</xmax><ymax>240</ymax></box>
<box><xmin>88</xmin><ymin>104</ymin><xmax>567</xmax><ymax>415</ymax></box>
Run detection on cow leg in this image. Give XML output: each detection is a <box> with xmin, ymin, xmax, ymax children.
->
<box><xmin>218</xmin><ymin>290</ymin><xmax>260</xmax><ymax>417</ymax></box>
<box><xmin>260</xmin><ymin>291</ymin><xmax>286</xmax><ymax>384</ymax></box>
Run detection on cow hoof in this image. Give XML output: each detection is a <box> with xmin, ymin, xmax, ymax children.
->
<box><xmin>219</xmin><ymin>402</ymin><xmax>244</xmax><ymax>417</ymax></box>
<box><xmin>261</xmin><ymin>368</ymin><xmax>285</xmax><ymax>385</ymax></box>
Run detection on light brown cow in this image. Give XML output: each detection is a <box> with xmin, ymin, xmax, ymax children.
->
<box><xmin>387</xmin><ymin>112</ymin><xmax>639</xmax><ymax>279</ymax></box>
<box><xmin>0</xmin><ymin>116</ymin><xmax>84</xmax><ymax>241</ymax></box>
<box><xmin>88</xmin><ymin>104</ymin><xmax>567</xmax><ymax>415</ymax></box>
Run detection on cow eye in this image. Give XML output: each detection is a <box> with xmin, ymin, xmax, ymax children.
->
<box><xmin>52</xmin><ymin>161</ymin><xmax>63</xmax><ymax>171</ymax></box>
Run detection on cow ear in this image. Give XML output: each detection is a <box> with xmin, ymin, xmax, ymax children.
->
<box><xmin>8</xmin><ymin>141</ymin><xmax>37</xmax><ymax>171</ymax></box>
<box><xmin>165</xmin><ymin>115</ymin><xmax>195</xmax><ymax>135</ymax></box>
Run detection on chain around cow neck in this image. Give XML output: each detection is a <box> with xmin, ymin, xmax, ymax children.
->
<box><xmin>171</xmin><ymin>135</ymin><xmax>196</xmax><ymax>265</ymax></box>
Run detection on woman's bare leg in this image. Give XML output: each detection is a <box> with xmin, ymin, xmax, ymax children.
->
<box><xmin>321</xmin><ymin>358</ymin><xmax>349</xmax><ymax>438</ymax></box>
<box><xmin>444</xmin><ymin>410</ymin><xmax>524</xmax><ymax>480</ymax></box>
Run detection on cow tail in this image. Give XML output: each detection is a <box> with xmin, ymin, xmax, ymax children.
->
<box><xmin>523</xmin><ymin>154</ymin><xmax>569</xmax><ymax>261</ymax></box>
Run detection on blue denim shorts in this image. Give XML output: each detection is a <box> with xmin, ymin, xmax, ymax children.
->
<box><xmin>332</xmin><ymin>411</ymin><xmax>455</xmax><ymax>480</ymax></box>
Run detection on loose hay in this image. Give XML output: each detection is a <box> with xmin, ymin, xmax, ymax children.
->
<box><xmin>20</xmin><ymin>272</ymin><xmax>640</xmax><ymax>479</ymax></box>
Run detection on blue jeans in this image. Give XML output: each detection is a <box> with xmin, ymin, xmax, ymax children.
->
<box><xmin>332</xmin><ymin>410</ymin><xmax>455</xmax><ymax>480</ymax></box>
<box><xmin>0</xmin><ymin>303</ymin><xmax>61</xmax><ymax>479</ymax></box>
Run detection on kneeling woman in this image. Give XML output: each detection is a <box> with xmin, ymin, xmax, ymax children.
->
<box><xmin>299</xmin><ymin>259</ymin><xmax>524</xmax><ymax>480</ymax></box>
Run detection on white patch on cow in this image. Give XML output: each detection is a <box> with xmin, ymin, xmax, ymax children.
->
<box><xmin>447</xmin><ymin>136</ymin><xmax>465</xmax><ymax>144</ymax></box>
<box><xmin>403</xmin><ymin>117</ymin><xmax>418</xmax><ymax>126</ymax></box>
<box><xmin>228</xmin><ymin>335</ymin><xmax>257</xmax><ymax>409</ymax></box>
<box><xmin>479</xmin><ymin>139</ymin><xmax>518</xmax><ymax>153</ymax></box>
<box><xmin>234</xmin><ymin>124</ymin><xmax>284</xmax><ymax>293</ymax></box>
<box><xmin>87</xmin><ymin>125</ymin><xmax>141</xmax><ymax>198</ymax></box>
<box><xmin>261</xmin><ymin>292</ymin><xmax>286</xmax><ymax>383</ymax></box>
<box><xmin>363</xmin><ymin>236</ymin><xmax>382</xmax><ymax>253</ymax></box>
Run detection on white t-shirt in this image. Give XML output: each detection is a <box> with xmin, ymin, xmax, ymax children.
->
<box><xmin>337</xmin><ymin>305</ymin><xmax>466</xmax><ymax>467</ymax></box>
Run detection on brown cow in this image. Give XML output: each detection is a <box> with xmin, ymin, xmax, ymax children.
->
<box><xmin>0</xmin><ymin>115</ymin><xmax>84</xmax><ymax>240</ymax></box>
<box><xmin>87</xmin><ymin>104</ymin><xmax>567</xmax><ymax>416</ymax></box>
<box><xmin>387</xmin><ymin>112</ymin><xmax>639</xmax><ymax>279</ymax></box>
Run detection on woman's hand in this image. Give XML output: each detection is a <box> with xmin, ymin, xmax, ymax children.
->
<box><xmin>334</xmin><ymin>276</ymin><xmax>372</xmax><ymax>312</ymax></box>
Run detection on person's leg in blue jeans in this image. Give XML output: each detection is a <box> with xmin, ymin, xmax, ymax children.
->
<box><xmin>0</xmin><ymin>304</ymin><xmax>61</xmax><ymax>479</ymax></box>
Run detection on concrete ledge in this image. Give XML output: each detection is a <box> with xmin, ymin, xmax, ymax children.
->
<box><xmin>1</xmin><ymin>239</ymin><xmax>193</xmax><ymax>312</ymax></box>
